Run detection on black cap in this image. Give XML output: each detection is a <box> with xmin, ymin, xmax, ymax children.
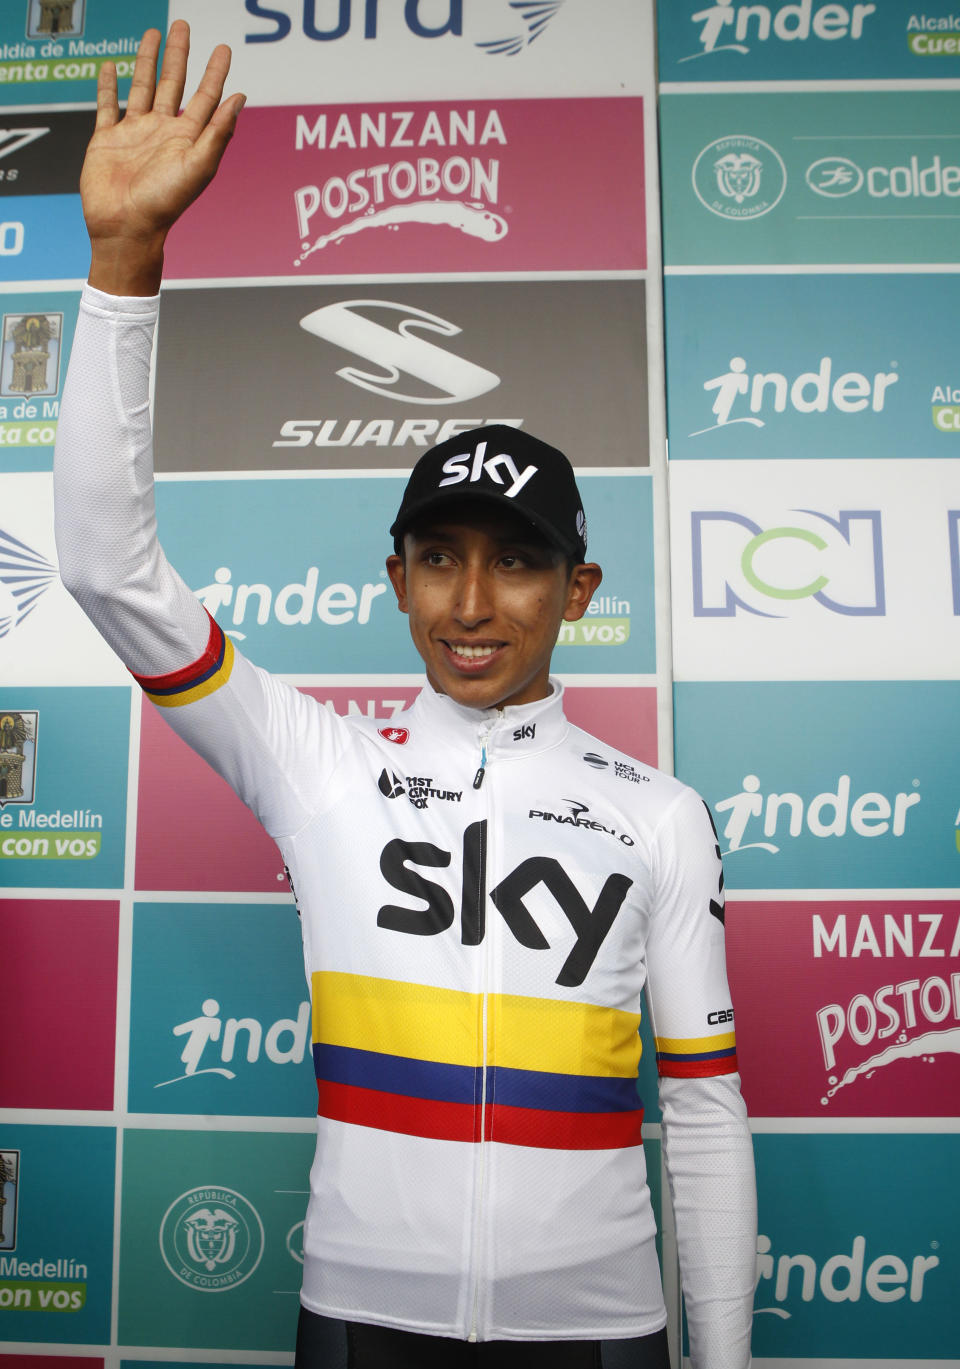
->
<box><xmin>390</xmin><ymin>425</ymin><xmax>587</xmax><ymax>561</ymax></box>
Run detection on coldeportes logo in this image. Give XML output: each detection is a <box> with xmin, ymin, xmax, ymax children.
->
<box><xmin>680</xmin><ymin>1</ymin><xmax>877</xmax><ymax>63</ymax></box>
<box><xmin>714</xmin><ymin>773</ymin><xmax>921</xmax><ymax>856</ymax></box>
<box><xmin>693</xmin><ymin>355</ymin><xmax>898</xmax><ymax>436</ymax></box>
<box><xmin>806</xmin><ymin>151</ymin><xmax>960</xmax><ymax>201</ymax></box>
<box><xmin>755</xmin><ymin>1231</ymin><xmax>940</xmax><ymax>1314</ymax></box>
<box><xmin>692</xmin><ymin>135</ymin><xmax>786</xmax><ymax>220</ymax></box>
<box><xmin>691</xmin><ymin>510</ymin><xmax>885</xmax><ymax>618</ymax></box>
<box><xmin>245</xmin><ymin>0</ymin><xmax>567</xmax><ymax>55</ymax></box>
<box><xmin>159</xmin><ymin>1186</ymin><xmax>264</xmax><ymax>1292</ymax></box>
<box><xmin>292</xmin><ymin>105</ymin><xmax>507</xmax><ymax>267</ymax></box>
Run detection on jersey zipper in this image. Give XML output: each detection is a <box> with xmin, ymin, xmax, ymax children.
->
<box><xmin>467</xmin><ymin>719</ymin><xmax>496</xmax><ymax>1340</ymax></box>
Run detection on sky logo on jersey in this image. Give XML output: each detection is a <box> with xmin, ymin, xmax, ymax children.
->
<box><xmin>675</xmin><ymin>681</ymin><xmax>960</xmax><ymax>888</ymax></box>
<box><xmin>128</xmin><ymin>902</ymin><xmax>316</xmax><ymax>1118</ymax></box>
<box><xmin>750</xmin><ymin>1133</ymin><xmax>957</xmax><ymax>1358</ymax></box>
<box><xmin>691</xmin><ymin>510</ymin><xmax>884</xmax><ymax>618</ymax></box>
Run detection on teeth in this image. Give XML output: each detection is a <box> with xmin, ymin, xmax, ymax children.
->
<box><xmin>450</xmin><ymin>644</ymin><xmax>498</xmax><ymax>659</ymax></box>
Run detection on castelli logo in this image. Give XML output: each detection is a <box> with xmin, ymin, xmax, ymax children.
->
<box><xmin>379</xmin><ymin>726</ymin><xmax>410</xmax><ymax>745</ymax></box>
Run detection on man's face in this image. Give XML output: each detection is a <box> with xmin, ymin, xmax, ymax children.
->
<box><xmin>386</xmin><ymin>502</ymin><xmax>601</xmax><ymax>711</ymax></box>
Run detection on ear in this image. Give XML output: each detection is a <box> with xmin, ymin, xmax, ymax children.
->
<box><xmin>562</xmin><ymin>562</ymin><xmax>603</xmax><ymax>623</ymax></box>
<box><xmin>386</xmin><ymin>554</ymin><xmax>409</xmax><ymax>614</ymax></box>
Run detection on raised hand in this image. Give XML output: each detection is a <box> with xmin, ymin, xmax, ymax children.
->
<box><xmin>82</xmin><ymin>21</ymin><xmax>245</xmax><ymax>295</ymax></box>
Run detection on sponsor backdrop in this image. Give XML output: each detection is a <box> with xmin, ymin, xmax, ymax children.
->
<box><xmin>660</xmin><ymin>3</ymin><xmax>959</xmax><ymax>1367</ymax></box>
<box><xmin>1</xmin><ymin>3</ymin><xmax>956</xmax><ymax>1369</ymax></box>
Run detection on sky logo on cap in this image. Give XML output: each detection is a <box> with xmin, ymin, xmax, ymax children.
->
<box><xmin>439</xmin><ymin>438</ymin><xmax>538</xmax><ymax>498</ymax></box>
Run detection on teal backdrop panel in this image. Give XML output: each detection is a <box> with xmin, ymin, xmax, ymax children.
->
<box><xmin>128</xmin><ymin>901</ymin><xmax>316</xmax><ymax>1118</ymax></box>
<box><xmin>665</xmin><ymin>272</ymin><xmax>959</xmax><ymax>459</ymax></box>
<box><xmin>0</xmin><ymin>1125</ymin><xmax>114</xmax><ymax>1344</ymax></box>
<box><xmin>660</xmin><ymin>89</ymin><xmax>960</xmax><ymax>265</ymax></box>
<box><xmin>674</xmin><ymin>681</ymin><xmax>960</xmax><ymax>889</ymax></box>
<box><xmin>119</xmin><ymin>1128</ymin><xmax>315</xmax><ymax>1351</ymax></box>
<box><xmin>752</xmin><ymin>1132</ymin><xmax>958</xmax><ymax>1359</ymax></box>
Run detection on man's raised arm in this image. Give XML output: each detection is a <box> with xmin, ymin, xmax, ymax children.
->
<box><xmin>54</xmin><ymin>22</ymin><xmax>244</xmax><ymax>676</ymax></box>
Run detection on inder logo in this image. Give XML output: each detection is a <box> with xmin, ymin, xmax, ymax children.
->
<box><xmin>693</xmin><ymin>355</ymin><xmax>898</xmax><ymax>437</ymax></box>
<box><xmin>691</xmin><ymin>509</ymin><xmax>884</xmax><ymax>617</ymax></box>
<box><xmin>679</xmin><ymin>0</ymin><xmax>876</xmax><ymax>63</ymax></box>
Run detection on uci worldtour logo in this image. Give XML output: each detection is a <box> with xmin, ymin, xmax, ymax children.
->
<box><xmin>246</xmin><ymin>1</ymin><xmax>566</xmax><ymax>55</ymax></box>
<box><xmin>692</xmin><ymin>510</ymin><xmax>885</xmax><ymax>618</ymax></box>
<box><xmin>693</xmin><ymin>356</ymin><xmax>898</xmax><ymax>437</ymax></box>
<box><xmin>692</xmin><ymin>135</ymin><xmax>786</xmax><ymax>220</ymax></box>
<box><xmin>679</xmin><ymin>0</ymin><xmax>876</xmax><ymax>63</ymax></box>
<box><xmin>160</xmin><ymin>1186</ymin><xmax>264</xmax><ymax>1292</ymax></box>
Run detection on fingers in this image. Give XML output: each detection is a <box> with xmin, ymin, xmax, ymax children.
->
<box><xmin>94</xmin><ymin>60</ymin><xmax>119</xmax><ymax>131</ymax></box>
<box><xmin>191</xmin><ymin>91</ymin><xmax>246</xmax><ymax>179</ymax></box>
<box><xmin>125</xmin><ymin>27</ymin><xmax>161</xmax><ymax>116</ymax></box>
<box><xmin>182</xmin><ymin>43</ymin><xmax>234</xmax><ymax>131</ymax></box>
<box><xmin>154</xmin><ymin>17</ymin><xmax>191</xmax><ymax>118</ymax></box>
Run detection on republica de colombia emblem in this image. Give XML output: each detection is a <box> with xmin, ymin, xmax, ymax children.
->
<box><xmin>159</xmin><ymin>1185</ymin><xmax>264</xmax><ymax>1291</ymax></box>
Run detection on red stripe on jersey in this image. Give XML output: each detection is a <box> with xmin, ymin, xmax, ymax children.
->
<box><xmin>658</xmin><ymin>1054</ymin><xmax>739</xmax><ymax>1079</ymax></box>
<box><xmin>131</xmin><ymin>611</ymin><xmax>222</xmax><ymax>691</ymax></box>
<box><xmin>486</xmin><ymin>1102</ymin><xmax>644</xmax><ymax>1150</ymax></box>
<box><xmin>317</xmin><ymin>1080</ymin><xmax>481</xmax><ymax>1143</ymax></box>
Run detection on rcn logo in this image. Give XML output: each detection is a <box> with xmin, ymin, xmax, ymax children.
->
<box><xmin>691</xmin><ymin>510</ymin><xmax>885</xmax><ymax>618</ymax></box>
<box><xmin>693</xmin><ymin>356</ymin><xmax>898</xmax><ymax>436</ymax></box>
<box><xmin>299</xmin><ymin>299</ymin><xmax>499</xmax><ymax>404</ymax></box>
<box><xmin>245</xmin><ymin>0</ymin><xmax>566</xmax><ymax>54</ymax></box>
<box><xmin>681</xmin><ymin>0</ymin><xmax>876</xmax><ymax>62</ymax></box>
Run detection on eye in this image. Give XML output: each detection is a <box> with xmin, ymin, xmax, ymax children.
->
<box><xmin>424</xmin><ymin>549</ymin><xmax>453</xmax><ymax>567</ymax></box>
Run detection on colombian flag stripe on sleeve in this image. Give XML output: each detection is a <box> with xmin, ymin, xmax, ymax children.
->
<box><xmin>131</xmin><ymin>613</ymin><xmax>234</xmax><ymax>707</ymax></box>
<box><xmin>655</xmin><ymin>1030</ymin><xmax>738</xmax><ymax>1078</ymax></box>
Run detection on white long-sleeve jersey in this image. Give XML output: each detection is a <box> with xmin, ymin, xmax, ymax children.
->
<box><xmin>53</xmin><ymin>285</ymin><xmax>757</xmax><ymax>1364</ymax></box>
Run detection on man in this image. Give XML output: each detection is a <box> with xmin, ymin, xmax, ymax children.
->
<box><xmin>54</xmin><ymin>24</ymin><xmax>757</xmax><ymax>1369</ymax></box>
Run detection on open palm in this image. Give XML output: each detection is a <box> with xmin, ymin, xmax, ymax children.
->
<box><xmin>80</xmin><ymin>22</ymin><xmax>244</xmax><ymax>249</ymax></box>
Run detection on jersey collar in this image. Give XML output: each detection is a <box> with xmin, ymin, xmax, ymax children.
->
<box><xmin>408</xmin><ymin>678</ymin><xmax>568</xmax><ymax>758</ymax></box>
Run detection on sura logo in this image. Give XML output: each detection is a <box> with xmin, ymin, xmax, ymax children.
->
<box><xmin>0</xmin><ymin>525</ymin><xmax>57</xmax><ymax>639</ymax></box>
<box><xmin>755</xmin><ymin>1232</ymin><xmax>940</xmax><ymax>1314</ymax></box>
<box><xmin>194</xmin><ymin>566</ymin><xmax>387</xmax><ymax>641</ymax></box>
<box><xmin>682</xmin><ymin>0</ymin><xmax>876</xmax><ymax>62</ymax></box>
<box><xmin>292</xmin><ymin>106</ymin><xmax>507</xmax><ymax>267</ymax></box>
<box><xmin>694</xmin><ymin>356</ymin><xmax>898</xmax><ymax>436</ymax></box>
<box><xmin>691</xmin><ymin>510</ymin><xmax>884</xmax><ymax>618</ymax></box>
<box><xmin>714</xmin><ymin>774</ymin><xmax>921</xmax><ymax>856</ymax></box>
<box><xmin>245</xmin><ymin>0</ymin><xmax>566</xmax><ymax>56</ymax></box>
<box><xmin>806</xmin><ymin>152</ymin><xmax>960</xmax><ymax>201</ymax></box>
<box><xmin>155</xmin><ymin>997</ymin><xmax>311</xmax><ymax>1087</ymax></box>
<box><xmin>692</xmin><ymin>135</ymin><xmax>786</xmax><ymax>220</ymax></box>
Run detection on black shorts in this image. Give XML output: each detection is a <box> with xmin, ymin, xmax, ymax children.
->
<box><xmin>295</xmin><ymin>1308</ymin><xmax>672</xmax><ymax>1368</ymax></box>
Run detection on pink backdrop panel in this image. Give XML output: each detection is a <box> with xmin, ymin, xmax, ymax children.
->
<box><xmin>136</xmin><ymin>684</ymin><xmax>658</xmax><ymax>893</ymax></box>
<box><xmin>0</xmin><ymin>899</ymin><xmax>118</xmax><ymax>1110</ymax></box>
<box><xmin>165</xmin><ymin>98</ymin><xmax>646</xmax><ymax>278</ymax></box>
<box><xmin>726</xmin><ymin>898</ymin><xmax>960</xmax><ymax>1118</ymax></box>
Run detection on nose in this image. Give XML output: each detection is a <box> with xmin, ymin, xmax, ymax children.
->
<box><xmin>455</xmin><ymin>562</ymin><xmax>494</xmax><ymax>627</ymax></box>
